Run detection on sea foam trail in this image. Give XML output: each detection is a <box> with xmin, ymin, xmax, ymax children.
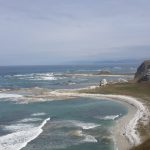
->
<box><xmin>4</xmin><ymin>124</ymin><xmax>35</xmax><ymax>132</ymax></box>
<box><xmin>13</xmin><ymin>73</ymin><xmax>58</xmax><ymax>81</ymax></box>
<box><xmin>70</xmin><ymin>120</ymin><xmax>100</xmax><ymax>130</ymax></box>
<box><xmin>0</xmin><ymin>93</ymin><xmax>23</xmax><ymax>99</ymax></box>
<box><xmin>31</xmin><ymin>112</ymin><xmax>46</xmax><ymax>117</ymax></box>
<box><xmin>18</xmin><ymin>118</ymin><xmax>42</xmax><ymax>123</ymax></box>
<box><xmin>97</xmin><ymin>115</ymin><xmax>120</xmax><ymax>120</ymax></box>
<box><xmin>0</xmin><ymin>118</ymin><xmax>50</xmax><ymax>150</ymax></box>
<box><xmin>74</xmin><ymin>130</ymin><xmax>97</xmax><ymax>143</ymax></box>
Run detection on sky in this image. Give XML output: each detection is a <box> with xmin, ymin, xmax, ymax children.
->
<box><xmin>0</xmin><ymin>0</ymin><xmax>150</xmax><ymax>65</ymax></box>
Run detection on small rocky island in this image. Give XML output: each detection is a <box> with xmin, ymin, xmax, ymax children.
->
<box><xmin>134</xmin><ymin>60</ymin><xmax>150</xmax><ymax>82</ymax></box>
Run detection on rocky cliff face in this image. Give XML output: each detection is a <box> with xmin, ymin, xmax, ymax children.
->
<box><xmin>134</xmin><ymin>60</ymin><xmax>150</xmax><ymax>82</ymax></box>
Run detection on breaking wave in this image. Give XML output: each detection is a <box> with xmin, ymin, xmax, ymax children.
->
<box><xmin>70</xmin><ymin>120</ymin><xmax>100</xmax><ymax>130</ymax></box>
<box><xmin>4</xmin><ymin>73</ymin><xmax>65</xmax><ymax>81</ymax></box>
<box><xmin>0</xmin><ymin>118</ymin><xmax>50</xmax><ymax>150</ymax></box>
<box><xmin>96</xmin><ymin>115</ymin><xmax>120</xmax><ymax>120</ymax></box>
<box><xmin>31</xmin><ymin>112</ymin><xmax>46</xmax><ymax>117</ymax></box>
<box><xmin>0</xmin><ymin>93</ymin><xmax>23</xmax><ymax>99</ymax></box>
<box><xmin>18</xmin><ymin>118</ymin><xmax>42</xmax><ymax>123</ymax></box>
<box><xmin>103</xmin><ymin>115</ymin><xmax>120</xmax><ymax>120</ymax></box>
<box><xmin>71</xmin><ymin>130</ymin><xmax>97</xmax><ymax>143</ymax></box>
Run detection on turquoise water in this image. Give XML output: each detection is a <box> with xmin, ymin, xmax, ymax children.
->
<box><xmin>0</xmin><ymin>65</ymin><xmax>133</xmax><ymax>150</ymax></box>
<box><xmin>0</xmin><ymin>97</ymin><xmax>128</xmax><ymax>150</ymax></box>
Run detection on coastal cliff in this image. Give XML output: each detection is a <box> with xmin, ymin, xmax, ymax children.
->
<box><xmin>134</xmin><ymin>60</ymin><xmax>150</xmax><ymax>82</ymax></box>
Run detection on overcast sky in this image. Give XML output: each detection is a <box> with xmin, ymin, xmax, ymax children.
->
<box><xmin>0</xmin><ymin>0</ymin><xmax>150</xmax><ymax>65</ymax></box>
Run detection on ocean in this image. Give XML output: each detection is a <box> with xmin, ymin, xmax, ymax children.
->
<box><xmin>0</xmin><ymin>64</ymin><xmax>136</xmax><ymax>150</ymax></box>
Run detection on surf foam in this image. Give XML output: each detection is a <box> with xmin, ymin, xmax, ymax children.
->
<box><xmin>0</xmin><ymin>93</ymin><xmax>23</xmax><ymax>99</ymax></box>
<box><xmin>0</xmin><ymin>118</ymin><xmax>50</xmax><ymax>150</ymax></box>
<box><xmin>3</xmin><ymin>124</ymin><xmax>35</xmax><ymax>132</ymax></box>
<box><xmin>70</xmin><ymin>120</ymin><xmax>100</xmax><ymax>130</ymax></box>
<box><xmin>74</xmin><ymin>130</ymin><xmax>97</xmax><ymax>143</ymax></box>
<box><xmin>31</xmin><ymin>112</ymin><xmax>46</xmax><ymax>117</ymax></box>
<box><xmin>102</xmin><ymin>115</ymin><xmax>119</xmax><ymax>120</ymax></box>
<box><xmin>9</xmin><ymin>73</ymin><xmax>58</xmax><ymax>81</ymax></box>
<box><xmin>18</xmin><ymin>118</ymin><xmax>42</xmax><ymax>123</ymax></box>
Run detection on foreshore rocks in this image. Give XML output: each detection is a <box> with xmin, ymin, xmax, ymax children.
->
<box><xmin>134</xmin><ymin>60</ymin><xmax>150</xmax><ymax>82</ymax></box>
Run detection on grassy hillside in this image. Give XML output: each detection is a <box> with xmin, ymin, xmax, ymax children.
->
<box><xmin>80</xmin><ymin>82</ymin><xmax>150</xmax><ymax>101</ymax></box>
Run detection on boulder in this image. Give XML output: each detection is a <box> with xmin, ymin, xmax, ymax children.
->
<box><xmin>134</xmin><ymin>60</ymin><xmax>150</xmax><ymax>82</ymax></box>
<box><xmin>99</xmin><ymin>79</ymin><xmax>107</xmax><ymax>86</ymax></box>
<box><xmin>118</xmin><ymin>78</ymin><xmax>128</xmax><ymax>83</ymax></box>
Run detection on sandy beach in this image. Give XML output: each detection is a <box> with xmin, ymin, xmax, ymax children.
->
<box><xmin>48</xmin><ymin>90</ymin><xmax>149</xmax><ymax>150</ymax></box>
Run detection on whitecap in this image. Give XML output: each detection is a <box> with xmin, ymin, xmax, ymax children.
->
<box><xmin>83</xmin><ymin>134</ymin><xmax>97</xmax><ymax>143</ymax></box>
<box><xmin>0</xmin><ymin>93</ymin><xmax>23</xmax><ymax>99</ymax></box>
<box><xmin>3</xmin><ymin>124</ymin><xmax>35</xmax><ymax>132</ymax></box>
<box><xmin>71</xmin><ymin>130</ymin><xmax>97</xmax><ymax>143</ymax></box>
<box><xmin>31</xmin><ymin>112</ymin><xmax>46</xmax><ymax>117</ymax></box>
<box><xmin>18</xmin><ymin>118</ymin><xmax>42</xmax><ymax>123</ymax></box>
<box><xmin>69</xmin><ymin>120</ymin><xmax>100</xmax><ymax>130</ymax></box>
<box><xmin>12</xmin><ymin>73</ymin><xmax>58</xmax><ymax>81</ymax></box>
<box><xmin>30</xmin><ymin>73</ymin><xmax>57</xmax><ymax>81</ymax></box>
<box><xmin>0</xmin><ymin>118</ymin><xmax>50</xmax><ymax>150</ymax></box>
<box><xmin>13</xmin><ymin>74</ymin><xmax>29</xmax><ymax>77</ymax></box>
<box><xmin>98</xmin><ymin>115</ymin><xmax>120</xmax><ymax>120</ymax></box>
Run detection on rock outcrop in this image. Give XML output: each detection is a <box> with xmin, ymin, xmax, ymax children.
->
<box><xmin>134</xmin><ymin>60</ymin><xmax>150</xmax><ymax>82</ymax></box>
<box><xmin>118</xmin><ymin>78</ymin><xmax>128</xmax><ymax>83</ymax></box>
<box><xmin>99</xmin><ymin>79</ymin><xmax>107</xmax><ymax>86</ymax></box>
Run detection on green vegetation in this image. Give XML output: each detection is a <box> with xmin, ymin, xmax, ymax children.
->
<box><xmin>79</xmin><ymin>82</ymin><xmax>150</xmax><ymax>101</ymax></box>
<box><xmin>131</xmin><ymin>139</ymin><xmax>150</xmax><ymax>150</ymax></box>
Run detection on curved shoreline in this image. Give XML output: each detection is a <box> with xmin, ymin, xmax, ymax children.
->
<box><xmin>0</xmin><ymin>89</ymin><xmax>149</xmax><ymax>150</ymax></box>
<box><xmin>50</xmin><ymin>91</ymin><xmax>149</xmax><ymax>150</ymax></box>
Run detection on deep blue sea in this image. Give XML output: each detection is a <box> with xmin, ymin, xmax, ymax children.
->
<box><xmin>0</xmin><ymin>64</ymin><xmax>137</xmax><ymax>150</ymax></box>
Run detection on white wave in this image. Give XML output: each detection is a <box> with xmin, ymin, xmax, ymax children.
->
<box><xmin>31</xmin><ymin>76</ymin><xmax>57</xmax><ymax>81</ymax></box>
<box><xmin>102</xmin><ymin>115</ymin><xmax>120</xmax><ymax>120</ymax></box>
<box><xmin>0</xmin><ymin>93</ymin><xmax>23</xmax><ymax>99</ymax></box>
<box><xmin>96</xmin><ymin>115</ymin><xmax>120</xmax><ymax>120</ymax></box>
<box><xmin>31</xmin><ymin>112</ymin><xmax>46</xmax><ymax>117</ymax></box>
<box><xmin>13</xmin><ymin>74</ymin><xmax>29</xmax><ymax>77</ymax></box>
<box><xmin>0</xmin><ymin>118</ymin><xmax>50</xmax><ymax>150</ymax></box>
<box><xmin>30</xmin><ymin>73</ymin><xmax>57</xmax><ymax>81</ymax></box>
<box><xmin>73</xmin><ymin>130</ymin><xmax>97</xmax><ymax>143</ymax></box>
<box><xmin>18</xmin><ymin>118</ymin><xmax>42</xmax><ymax>123</ymax></box>
<box><xmin>11</xmin><ymin>73</ymin><xmax>58</xmax><ymax>81</ymax></box>
<box><xmin>83</xmin><ymin>134</ymin><xmax>97</xmax><ymax>143</ymax></box>
<box><xmin>4</xmin><ymin>124</ymin><xmax>35</xmax><ymax>132</ymax></box>
<box><xmin>39</xmin><ymin>76</ymin><xmax>56</xmax><ymax>80</ymax></box>
<box><xmin>70</xmin><ymin>120</ymin><xmax>100</xmax><ymax>130</ymax></box>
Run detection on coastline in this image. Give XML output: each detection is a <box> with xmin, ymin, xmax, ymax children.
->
<box><xmin>0</xmin><ymin>85</ymin><xmax>149</xmax><ymax>150</ymax></box>
<box><xmin>49</xmin><ymin>90</ymin><xmax>149</xmax><ymax>150</ymax></box>
<box><xmin>113</xmin><ymin>101</ymin><xmax>136</xmax><ymax>150</ymax></box>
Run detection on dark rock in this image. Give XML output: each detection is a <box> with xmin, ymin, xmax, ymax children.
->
<box><xmin>134</xmin><ymin>60</ymin><xmax>150</xmax><ymax>82</ymax></box>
